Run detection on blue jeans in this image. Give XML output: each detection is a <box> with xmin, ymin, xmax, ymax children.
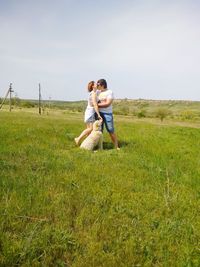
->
<box><xmin>97</xmin><ymin>112</ymin><xmax>115</xmax><ymax>133</ymax></box>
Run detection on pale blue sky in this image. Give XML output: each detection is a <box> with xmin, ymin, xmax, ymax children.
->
<box><xmin>0</xmin><ymin>0</ymin><xmax>200</xmax><ymax>101</ymax></box>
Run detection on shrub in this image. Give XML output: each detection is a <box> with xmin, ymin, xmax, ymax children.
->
<box><xmin>113</xmin><ymin>106</ymin><xmax>130</xmax><ymax>115</ymax></box>
<box><xmin>155</xmin><ymin>108</ymin><xmax>169</xmax><ymax>121</ymax></box>
<box><xmin>21</xmin><ymin>101</ymin><xmax>36</xmax><ymax>108</ymax></box>
<box><xmin>12</xmin><ymin>97</ymin><xmax>21</xmax><ymax>106</ymax></box>
<box><xmin>129</xmin><ymin>108</ymin><xmax>137</xmax><ymax>116</ymax></box>
<box><xmin>180</xmin><ymin>110</ymin><xmax>196</xmax><ymax>120</ymax></box>
<box><xmin>137</xmin><ymin>109</ymin><xmax>147</xmax><ymax>118</ymax></box>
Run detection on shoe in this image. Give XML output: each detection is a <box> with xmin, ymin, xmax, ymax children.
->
<box><xmin>74</xmin><ymin>138</ymin><xmax>79</xmax><ymax>146</ymax></box>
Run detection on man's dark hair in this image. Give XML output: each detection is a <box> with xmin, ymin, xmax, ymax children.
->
<box><xmin>97</xmin><ymin>79</ymin><xmax>107</xmax><ymax>89</ymax></box>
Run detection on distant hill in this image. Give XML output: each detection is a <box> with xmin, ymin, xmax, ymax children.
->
<box><xmin>1</xmin><ymin>97</ymin><xmax>200</xmax><ymax>121</ymax></box>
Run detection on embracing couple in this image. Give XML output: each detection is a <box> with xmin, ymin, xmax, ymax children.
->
<box><xmin>75</xmin><ymin>79</ymin><xmax>119</xmax><ymax>150</ymax></box>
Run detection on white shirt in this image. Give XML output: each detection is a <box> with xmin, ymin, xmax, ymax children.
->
<box><xmin>84</xmin><ymin>90</ymin><xmax>100</xmax><ymax>123</ymax></box>
<box><xmin>87</xmin><ymin>90</ymin><xmax>100</xmax><ymax>108</ymax></box>
<box><xmin>98</xmin><ymin>89</ymin><xmax>114</xmax><ymax>113</ymax></box>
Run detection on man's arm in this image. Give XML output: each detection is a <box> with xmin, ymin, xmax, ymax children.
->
<box><xmin>98</xmin><ymin>98</ymin><xmax>113</xmax><ymax>108</ymax></box>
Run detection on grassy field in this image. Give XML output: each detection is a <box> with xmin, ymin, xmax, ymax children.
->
<box><xmin>0</xmin><ymin>109</ymin><xmax>200</xmax><ymax>266</ymax></box>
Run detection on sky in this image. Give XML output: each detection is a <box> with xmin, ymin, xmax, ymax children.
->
<box><xmin>0</xmin><ymin>0</ymin><xmax>200</xmax><ymax>101</ymax></box>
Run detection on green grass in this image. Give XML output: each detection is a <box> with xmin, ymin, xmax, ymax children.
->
<box><xmin>0</xmin><ymin>110</ymin><xmax>200</xmax><ymax>266</ymax></box>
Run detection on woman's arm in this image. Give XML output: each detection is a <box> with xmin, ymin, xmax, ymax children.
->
<box><xmin>92</xmin><ymin>91</ymin><xmax>102</xmax><ymax>119</ymax></box>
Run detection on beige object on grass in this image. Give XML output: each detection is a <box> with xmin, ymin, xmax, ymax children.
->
<box><xmin>80</xmin><ymin>120</ymin><xmax>103</xmax><ymax>151</ymax></box>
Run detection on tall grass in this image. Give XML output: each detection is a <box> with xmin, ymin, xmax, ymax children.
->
<box><xmin>0</xmin><ymin>111</ymin><xmax>200</xmax><ymax>266</ymax></box>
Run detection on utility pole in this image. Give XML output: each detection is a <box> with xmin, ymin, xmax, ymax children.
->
<box><xmin>48</xmin><ymin>96</ymin><xmax>51</xmax><ymax>110</ymax></box>
<box><xmin>39</xmin><ymin>83</ymin><xmax>41</xmax><ymax>115</ymax></box>
<box><xmin>0</xmin><ymin>83</ymin><xmax>14</xmax><ymax>111</ymax></box>
<box><xmin>9</xmin><ymin>83</ymin><xmax>14</xmax><ymax>111</ymax></box>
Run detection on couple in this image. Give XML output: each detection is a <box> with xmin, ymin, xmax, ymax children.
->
<box><xmin>75</xmin><ymin>79</ymin><xmax>119</xmax><ymax>149</ymax></box>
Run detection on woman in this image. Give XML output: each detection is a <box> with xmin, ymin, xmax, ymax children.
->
<box><xmin>74</xmin><ymin>81</ymin><xmax>102</xmax><ymax>146</ymax></box>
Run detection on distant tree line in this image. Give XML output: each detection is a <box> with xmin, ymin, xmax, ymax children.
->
<box><xmin>2</xmin><ymin>97</ymin><xmax>200</xmax><ymax>122</ymax></box>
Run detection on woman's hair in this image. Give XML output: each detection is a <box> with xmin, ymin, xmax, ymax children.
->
<box><xmin>97</xmin><ymin>79</ymin><xmax>107</xmax><ymax>89</ymax></box>
<box><xmin>88</xmin><ymin>81</ymin><xmax>95</xmax><ymax>92</ymax></box>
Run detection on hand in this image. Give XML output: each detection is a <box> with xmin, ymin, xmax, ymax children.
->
<box><xmin>98</xmin><ymin>116</ymin><xmax>103</xmax><ymax>121</ymax></box>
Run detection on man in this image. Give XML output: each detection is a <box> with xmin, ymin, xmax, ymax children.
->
<box><xmin>96</xmin><ymin>79</ymin><xmax>120</xmax><ymax>150</ymax></box>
